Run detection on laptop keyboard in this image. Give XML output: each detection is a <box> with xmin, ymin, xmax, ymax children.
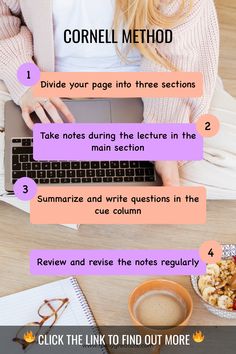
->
<box><xmin>12</xmin><ymin>138</ymin><xmax>155</xmax><ymax>185</ymax></box>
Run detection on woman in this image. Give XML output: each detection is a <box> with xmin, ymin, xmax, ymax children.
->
<box><xmin>0</xmin><ymin>0</ymin><xmax>235</xmax><ymax>198</ymax></box>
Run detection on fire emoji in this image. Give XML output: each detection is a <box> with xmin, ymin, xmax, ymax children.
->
<box><xmin>192</xmin><ymin>331</ymin><xmax>205</xmax><ymax>343</ymax></box>
<box><xmin>23</xmin><ymin>331</ymin><xmax>36</xmax><ymax>344</ymax></box>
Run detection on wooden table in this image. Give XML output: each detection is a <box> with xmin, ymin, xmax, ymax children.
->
<box><xmin>0</xmin><ymin>201</ymin><xmax>236</xmax><ymax>326</ymax></box>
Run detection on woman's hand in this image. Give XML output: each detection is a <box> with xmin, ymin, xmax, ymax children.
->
<box><xmin>155</xmin><ymin>161</ymin><xmax>180</xmax><ymax>186</ymax></box>
<box><xmin>19</xmin><ymin>88</ymin><xmax>75</xmax><ymax>129</ymax></box>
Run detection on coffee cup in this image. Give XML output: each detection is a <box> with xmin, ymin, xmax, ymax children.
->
<box><xmin>128</xmin><ymin>279</ymin><xmax>193</xmax><ymax>353</ymax></box>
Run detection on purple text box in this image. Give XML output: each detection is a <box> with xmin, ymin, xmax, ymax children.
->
<box><xmin>33</xmin><ymin>123</ymin><xmax>203</xmax><ymax>161</ymax></box>
<box><xmin>30</xmin><ymin>250</ymin><xmax>206</xmax><ymax>276</ymax></box>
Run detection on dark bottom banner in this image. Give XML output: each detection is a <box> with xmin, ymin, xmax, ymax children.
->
<box><xmin>0</xmin><ymin>326</ymin><xmax>235</xmax><ymax>354</ymax></box>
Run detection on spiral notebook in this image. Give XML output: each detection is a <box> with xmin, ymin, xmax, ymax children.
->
<box><xmin>0</xmin><ymin>277</ymin><xmax>107</xmax><ymax>353</ymax></box>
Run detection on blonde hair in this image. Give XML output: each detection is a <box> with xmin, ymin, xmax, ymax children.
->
<box><xmin>114</xmin><ymin>0</ymin><xmax>191</xmax><ymax>70</ymax></box>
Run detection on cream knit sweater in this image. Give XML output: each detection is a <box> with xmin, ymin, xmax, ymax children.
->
<box><xmin>0</xmin><ymin>0</ymin><xmax>219</xmax><ymax>123</ymax></box>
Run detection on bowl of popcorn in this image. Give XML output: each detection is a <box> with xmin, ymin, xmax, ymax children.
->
<box><xmin>191</xmin><ymin>244</ymin><xmax>236</xmax><ymax>319</ymax></box>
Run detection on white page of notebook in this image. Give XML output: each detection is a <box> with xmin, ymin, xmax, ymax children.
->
<box><xmin>0</xmin><ymin>278</ymin><xmax>92</xmax><ymax>326</ymax></box>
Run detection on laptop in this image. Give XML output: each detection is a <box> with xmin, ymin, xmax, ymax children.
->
<box><xmin>4</xmin><ymin>98</ymin><xmax>162</xmax><ymax>192</ymax></box>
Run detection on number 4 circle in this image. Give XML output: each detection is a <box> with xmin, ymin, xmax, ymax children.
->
<box><xmin>208</xmin><ymin>248</ymin><xmax>214</xmax><ymax>257</ymax></box>
<box><xmin>199</xmin><ymin>241</ymin><xmax>222</xmax><ymax>264</ymax></box>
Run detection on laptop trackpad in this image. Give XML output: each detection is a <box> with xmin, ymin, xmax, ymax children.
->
<box><xmin>65</xmin><ymin>99</ymin><xmax>111</xmax><ymax>123</ymax></box>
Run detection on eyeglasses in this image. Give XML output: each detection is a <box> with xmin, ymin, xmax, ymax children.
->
<box><xmin>13</xmin><ymin>297</ymin><xmax>69</xmax><ymax>351</ymax></box>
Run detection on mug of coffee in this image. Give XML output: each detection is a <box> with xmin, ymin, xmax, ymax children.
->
<box><xmin>128</xmin><ymin>279</ymin><xmax>193</xmax><ymax>353</ymax></box>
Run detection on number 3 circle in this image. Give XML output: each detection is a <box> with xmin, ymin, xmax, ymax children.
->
<box><xmin>13</xmin><ymin>177</ymin><xmax>37</xmax><ymax>201</ymax></box>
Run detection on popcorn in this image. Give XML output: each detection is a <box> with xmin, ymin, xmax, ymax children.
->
<box><xmin>198</xmin><ymin>257</ymin><xmax>236</xmax><ymax>310</ymax></box>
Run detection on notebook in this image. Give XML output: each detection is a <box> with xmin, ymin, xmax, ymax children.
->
<box><xmin>0</xmin><ymin>277</ymin><xmax>108</xmax><ymax>353</ymax></box>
